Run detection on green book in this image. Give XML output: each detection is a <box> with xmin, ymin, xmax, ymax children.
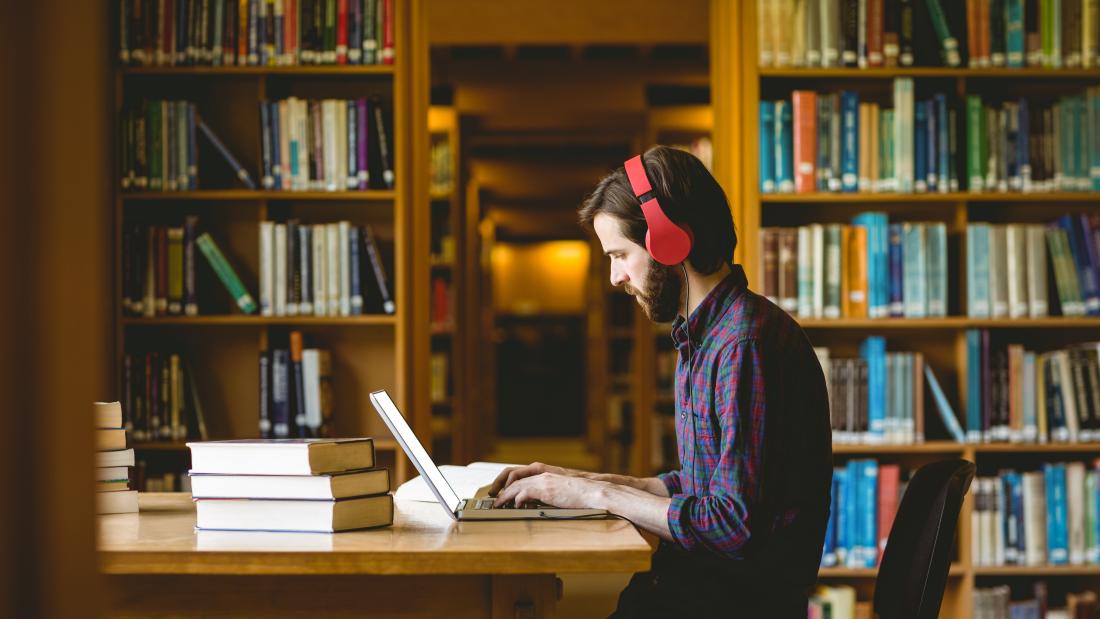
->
<box><xmin>966</xmin><ymin>96</ymin><xmax>984</xmax><ymax>192</ymax></box>
<box><xmin>324</xmin><ymin>0</ymin><xmax>337</xmax><ymax>63</ymax></box>
<box><xmin>1086</xmin><ymin>470</ymin><xmax>1098</xmax><ymax>564</ymax></box>
<box><xmin>924</xmin><ymin>0</ymin><xmax>961</xmax><ymax>67</ymax></box>
<box><xmin>363</xmin><ymin>0</ymin><xmax>377</xmax><ymax>64</ymax></box>
<box><xmin>196</xmin><ymin>232</ymin><xmax>257</xmax><ymax>314</ymax></box>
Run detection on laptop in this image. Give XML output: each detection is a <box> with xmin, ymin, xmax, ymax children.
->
<box><xmin>369</xmin><ymin>389</ymin><xmax>608</xmax><ymax>521</ymax></box>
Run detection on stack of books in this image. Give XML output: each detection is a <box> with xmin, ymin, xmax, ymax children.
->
<box><xmin>95</xmin><ymin>401</ymin><xmax>138</xmax><ymax>514</ymax></box>
<box><xmin>187</xmin><ymin>438</ymin><xmax>392</xmax><ymax>532</ymax></box>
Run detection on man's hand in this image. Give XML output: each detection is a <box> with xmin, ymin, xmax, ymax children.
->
<box><xmin>488</xmin><ymin>462</ymin><xmax>587</xmax><ymax>497</ymax></box>
<box><xmin>492</xmin><ymin>472</ymin><xmax>609</xmax><ymax>509</ymax></box>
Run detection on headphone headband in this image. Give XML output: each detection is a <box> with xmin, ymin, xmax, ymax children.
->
<box><xmin>623</xmin><ymin>154</ymin><xmax>693</xmax><ymax>266</ymax></box>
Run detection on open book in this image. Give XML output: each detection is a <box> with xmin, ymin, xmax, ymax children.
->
<box><xmin>394</xmin><ymin>461</ymin><xmax>520</xmax><ymax>503</ymax></box>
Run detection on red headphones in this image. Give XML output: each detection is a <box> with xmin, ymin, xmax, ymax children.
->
<box><xmin>624</xmin><ymin>154</ymin><xmax>694</xmax><ymax>266</ymax></box>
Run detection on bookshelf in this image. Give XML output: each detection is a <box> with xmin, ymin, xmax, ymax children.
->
<box><xmin>113</xmin><ymin>1</ymin><xmax>426</xmax><ymax>488</ymax></box>
<box><xmin>717</xmin><ymin>2</ymin><xmax>1100</xmax><ymax>617</ymax></box>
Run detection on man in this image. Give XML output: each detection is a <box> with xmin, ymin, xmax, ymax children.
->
<box><xmin>490</xmin><ymin>146</ymin><xmax>832</xmax><ymax>617</ymax></box>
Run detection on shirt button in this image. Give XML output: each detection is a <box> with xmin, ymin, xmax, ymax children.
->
<box><xmin>680</xmin><ymin>412</ymin><xmax>686</xmax><ymax>419</ymax></box>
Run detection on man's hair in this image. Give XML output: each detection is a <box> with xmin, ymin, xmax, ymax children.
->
<box><xmin>578</xmin><ymin>145</ymin><xmax>736</xmax><ymax>274</ymax></box>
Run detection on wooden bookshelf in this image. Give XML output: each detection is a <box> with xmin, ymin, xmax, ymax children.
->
<box><xmin>715</xmin><ymin>2</ymin><xmax>1100</xmax><ymax>617</ymax></box>
<box><xmin>113</xmin><ymin>0</ymin><xmax>427</xmax><ymax>488</ymax></box>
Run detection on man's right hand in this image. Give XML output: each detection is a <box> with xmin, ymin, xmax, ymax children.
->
<box><xmin>488</xmin><ymin>462</ymin><xmax>587</xmax><ymax>497</ymax></box>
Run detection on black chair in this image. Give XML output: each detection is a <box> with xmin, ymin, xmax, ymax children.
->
<box><xmin>873</xmin><ymin>458</ymin><xmax>976</xmax><ymax>619</ymax></box>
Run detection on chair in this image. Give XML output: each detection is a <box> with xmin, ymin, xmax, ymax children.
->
<box><xmin>873</xmin><ymin>459</ymin><xmax>976</xmax><ymax>619</ymax></box>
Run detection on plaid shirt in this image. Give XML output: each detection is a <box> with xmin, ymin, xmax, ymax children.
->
<box><xmin>657</xmin><ymin>265</ymin><xmax>832</xmax><ymax>583</ymax></box>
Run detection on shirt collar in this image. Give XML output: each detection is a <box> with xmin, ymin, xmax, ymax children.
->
<box><xmin>670</xmin><ymin>264</ymin><xmax>748</xmax><ymax>350</ymax></box>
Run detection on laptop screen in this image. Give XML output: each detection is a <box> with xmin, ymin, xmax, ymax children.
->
<box><xmin>369</xmin><ymin>390</ymin><xmax>462</xmax><ymax>516</ymax></box>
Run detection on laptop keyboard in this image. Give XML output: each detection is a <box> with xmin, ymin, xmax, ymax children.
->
<box><xmin>472</xmin><ymin>499</ymin><xmax>509</xmax><ymax>510</ymax></box>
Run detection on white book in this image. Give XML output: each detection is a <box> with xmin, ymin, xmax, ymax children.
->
<box><xmin>1067</xmin><ymin>462</ymin><xmax>1086</xmax><ymax>564</ymax></box>
<box><xmin>857</xmin><ymin>0</ymin><xmax>867</xmax><ymax>68</ymax></box>
<box><xmin>972</xmin><ymin>483</ymin><xmax>984</xmax><ymax>565</ymax></box>
<box><xmin>274</xmin><ymin>224</ymin><xmax>287</xmax><ymax>316</ymax></box>
<box><xmin>96</xmin><ymin>466</ymin><xmax>130</xmax><ymax>482</ymax></box>
<box><xmin>302</xmin><ymin>348</ymin><xmax>322</xmax><ymax>433</ymax></box>
<box><xmin>811</xmin><ymin>224</ymin><xmax>824</xmax><ymax>319</ymax></box>
<box><xmin>893</xmin><ymin>78</ymin><xmax>914</xmax><ymax>192</ymax></box>
<box><xmin>338</xmin><ymin>221</ymin><xmax>351</xmax><ymax>316</ymax></box>
<box><xmin>1026</xmin><ymin>225</ymin><xmax>1049</xmax><ymax>317</ymax></box>
<box><xmin>259</xmin><ymin>221</ymin><xmax>274</xmax><ymax>316</ymax></box>
<box><xmin>188</xmin><ymin>438</ymin><xmax>376</xmax><ymax>475</ymax></box>
<box><xmin>312</xmin><ymin>224</ymin><xmax>327</xmax><ymax>316</ymax></box>
<box><xmin>992</xmin><ymin>479</ymin><xmax>1005</xmax><ymax>565</ymax></box>
<box><xmin>1005</xmin><ymin>225</ymin><xmax>1028</xmax><ymax>318</ymax></box>
<box><xmin>195</xmin><ymin>494</ymin><xmax>392</xmax><ymax>533</ymax></box>
<box><xmin>326</xmin><ymin>223</ymin><xmax>341</xmax><ymax>315</ymax></box>
<box><xmin>988</xmin><ymin>225</ymin><xmax>1009</xmax><ymax>318</ymax></box>
<box><xmin>1055</xmin><ymin>351</ymin><xmax>1080</xmax><ymax>442</ymax></box>
<box><xmin>190</xmin><ymin>468</ymin><xmax>389</xmax><ymax>500</ymax></box>
<box><xmin>323</xmin><ymin>100</ymin><xmax>339</xmax><ymax>191</ymax></box>
<box><xmin>97</xmin><ymin>490</ymin><xmax>139</xmax><ymax>515</ymax></box>
<box><xmin>1022</xmin><ymin>471</ymin><xmax>1047</xmax><ymax>565</ymax></box>
<box><xmin>981</xmin><ymin>478</ymin><xmax>996</xmax><ymax>566</ymax></box>
<box><xmin>336</xmin><ymin>101</ymin><xmax>348</xmax><ymax>193</ymax></box>
<box><xmin>96</xmin><ymin>448</ymin><xmax>135</xmax><ymax>468</ymax></box>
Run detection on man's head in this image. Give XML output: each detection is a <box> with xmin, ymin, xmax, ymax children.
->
<box><xmin>579</xmin><ymin>146</ymin><xmax>736</xmax><ymax>322</ymax></box>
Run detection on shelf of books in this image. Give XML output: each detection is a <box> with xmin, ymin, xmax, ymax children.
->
<box><xmin>114</xmin><ymin>0</ymin><xmax>416</xmax><ymax>490</ymax></box>
<box><xmin>427</xmin><ymin>105</ymin><xmax>466</xmax><ymax>464</ymax></box>
<box><xmin>733</xmin><ymin>1</ymin><xmax>1100</xmax><ymax>617</ymax></box>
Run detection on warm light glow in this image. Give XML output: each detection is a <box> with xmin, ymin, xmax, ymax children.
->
<box><xmin>491</xmin><ymin>241</ymin><xmax>590</xmax><ymax>314</ymax></box>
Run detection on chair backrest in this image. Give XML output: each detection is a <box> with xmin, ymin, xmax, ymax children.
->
<box><xmin>873</xmin><ymin>459</ymin><xmax>976</xmax><ymax>619</ymax></box>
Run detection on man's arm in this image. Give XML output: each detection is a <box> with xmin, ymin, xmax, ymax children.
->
<box><xmin>489</xmin><ymin>462</ymin><xmax>670</xmax><ymax>497</ymax></box>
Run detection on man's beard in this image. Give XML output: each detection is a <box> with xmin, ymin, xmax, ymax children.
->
<box><xmin>625</xmin><ymin>258</ymin><xmax>683</xmax><ymax>323</ymax></box>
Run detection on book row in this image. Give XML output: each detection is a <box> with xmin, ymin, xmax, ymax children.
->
<box><xmin>971</xmin><ymin>460</ymin><xmax>1100</xmax><ymax>567</ymax></box>
<box><xmin>187</xmin><ymin>439</ymin><xmax>392</xmax><ymax>532</ymax></box>
<box><xmin>759</xmin><ymin>0</ymin><xmax>1100</xmax><ymax>70</ymax></box>
<box><xmin>123</xmin><ymin>220</ymin><xmax>258</xmax><ymax>316</ymax></box>
<box><xmin>759</xmin><ymin>217</ymin><xmax>948</xmax><ymax>319</ymax></box>
<box><xmin>967</xmin><ymin>216</ymin><xmax>1100</xmax><ymax>320</ymax></box>
<box><xmin>760</xmin><ymin>83</ymin><xmax>1100</xmax><ymax>195</ymax></box>
<box><xmin>118</xmin><ymin>0</ymin><xmax>394</xmax><ymax>67</ymax></box>
<box><xmin>259</xmin><ymin>97</ymin><xmax>394</xmax><ymax>192</ymax></box>
<box><xmin>965</xmin><ymin>331</ymin><xmax>1100</xmax><ymax>444</ymax></box>
<box><xmin>258</xmin><ymin>220</ymin><xmax>394</xmax><ymax>317</ymax></box>
<box><xmin>259</xmin><ymin>331</ymin><xmax>334</xmax><ymax>439</ymax></box>
<box><xmin>973</xmin><ymin>583</ymin><xmax>1097</xmax><ymax>619</ymax></box>
<box><xmin>122</xmin><ymin>351</ymin><xmax>209</xmax><ymax>443</ymax></box>
<box><xmin>821</xmin><ymin>459</ymin><xmax>903</xmax><ymax>568</ymax></box>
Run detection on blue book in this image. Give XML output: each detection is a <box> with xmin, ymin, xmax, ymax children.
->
<box><xmin>903</xmin><ymin>223</ymin><xmax>927</xmax><ymax>318</ymax></box>
<box><xmin>1006</xmin><ymin>0</ymin><xmax>1025</xmax><ymax>67</ymax></box>
<box><xmin>876</xmin><ymin>214</ymin><xmax>890</xmax><ymax>317</ymax></box>
<box><xmin>914</xmin><ymin>100</ymin><xmax>928</xmax><ymax>192</ymax></box>
<box><xmin>936</xmin><ymin>94</ymin><xmax>949</xmax><ymax>194</ymax></box>
<box><xmin>1001</xmin><ymin>471</ymin><xmax>1021</xmax><ymax>564</ymax></box>
<box><xmin>271</xmin><ymin>348</ymin><xmax>290</xmax><ymax>438</ymax></box>
<box><xmin>925</xmin><ymin>363</ymin><xmax>966</xmax><ymax>442</ymax></box>
<box><xmin>196</xmin><ymin>117</ymin><xmax>258</xmax><ymax>190</ymax></box>
<box><xmin>822</xmin><ymin>473</ymin><xmax>839</xmax><ymax>567</ymax></box>
<box><xmin>968</xmin><ymin>224</ymin><xmax>991</xmax><ymax>317</ymax></box>
<box><xmin>860</xmin><ymin>459</ymin><xmax>879</xmax><ymax>567</ymax></box>
<box><xmin>1046</xmin><ymin>463</ymin><xmax>1069</xmax><ymax>565</ymax></box>
<box><xmin>270</xmin><ymin>102</ymin><xmax>282</xmax><ymax>190</ymax></box>
<box><xmin>835</xmin><ymin>466</ymin><xmax>850</xmax><ymax>566</ymax></box>
<box><xmin>259</xmin><ymin>102</ymin><xmax>274</xmax><ymax>189</ymax></box>
<box><xmin>759</xmin><ymin>102</ymin><xmax>776</xmax><ymax>193</ymax></box>
<box><xmin>776</xmin><ymin>100</ymin><xmax>795</xmax><ymax>193</ymax></box>
<box><xmin>888</xmin><ymin>223</ymin><xmax>905</xmax><ymax>317</ymax></box>
<box><xmin>926</xmin><ymin>223</ymin><xmax>947</xmax><ymax>316</ymax></box>
<box><xmin>1018</xmin><ymin>99</ymin><xmax>1032</xmax><ymax>191</ymax></box>
<box><xmin>845</xmin><ymin>460</ymin><xmax>860</xmax><ymax>567</ymax></box>
<box><xmin>840</xmin><ymin>91</ymin><xmax>860</xmax><ymax>192</ymax></box>
<box><xmin>861</xmin><ymin>337</ymin><xmax>887</xmax><ymax>441</ymax></box>
<box><xmin>349</xmin><ymin>226</ymin><xmax>363</xmax><ymax>315</ymax></box>
<box><xmin>816</xmin><ymin>95</ymin><xmax>833</xmax><ymax>191</ymax></box>
<box><xmin>966</xmin><ymin>330</ymin><xmax>983</xmax><ymax>442</ymax></box>
<box><xmin>1058</xmin><ymin>215</ymin><xmax>1100</xmax><ymax>314</ymax></box>
<box><xmin>926</xmin><ymin>99</ymin><xmax>938</xmax><ymax>192</ymax></box>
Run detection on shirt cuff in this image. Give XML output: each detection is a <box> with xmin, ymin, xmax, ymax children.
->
<box><xmin>666</xmin><ymin>494</ymin><xmax>698</xmax><ymax>552</ymax></box>
<box><xmin>657</xmin><ymin>470</ymin><xmax>682</xmax><ymax>496</ymax></box>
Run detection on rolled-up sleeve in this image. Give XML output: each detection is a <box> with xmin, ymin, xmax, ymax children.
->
<box><xmin>665</xmin><ymin>339</ymin><xmax>767</xmax><ymax>558</ymax></box>
<box><xmin>657</xmin><ymin>469</ymin><xmax>682</xmax><ymax>495</ymax></box>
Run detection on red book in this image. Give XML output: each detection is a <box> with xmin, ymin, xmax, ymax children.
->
<box><xmin>966</xmin><ymin>0</ymin><xmax>979</xmax><ymax>67</ymax></box>
<box><xmin>431</xmin><ymin>277</ymin><xmax>449</xmax><ymax>325</ymax></box>
<box><xmin>978</xmin><ymin>0</ymin><xmax>991</xmax><ymax>67</ymax></box>
<box><xmin>867</xmin><ymin>0</ymin><xmax>884</xmax><ymax>67</ymax></box>
<box><xmin>792</xmin><ymin>91</ymin><xmax>817</xmax><ymax>193</ymax></box>
<box><xmin>381</xmin><ymin>0</ymin><xmax>394</xmax><ymax>65</ymax></box>
<box><xmin>336</xmin><ymin>0</ymin><xmax>348</xmax><ymax>64</ymax></box>
<box><xmin>285</xmin><ymin>0</ymin><xmax>296</xmax><ymax>64</ymax></box>
<box><xmin>877</xmin><ymin>464</ymin><xmax>901</xmax><ymax>564</ymax></box>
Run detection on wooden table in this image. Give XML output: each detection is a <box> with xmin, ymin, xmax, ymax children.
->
<box><xmin>98</xmin><ymin>493</ymin><xmax>652</xmax><ymax>618</ymax></box>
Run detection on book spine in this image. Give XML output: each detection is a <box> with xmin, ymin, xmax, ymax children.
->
<box><xmin>338</xmin><ymin>220</ymin><xmax>351</xmax><ymax>315</ymax></box>
<box><xmin>195</xmin><ymin>232</ymin><xmax>258</xmax><ymax>313</ymax></box>
<box><xmin>271</xmin><ymin>347</ymin><xmax>289</xmax><ymax>437</ymax></box>
<box><xmin>259</xmin><ymin>220</ymin><xmax>274</xmax><ymax>316</ymax></box>
<box><xmin>760</xmin><ymin>102</ymin><xmax>777</xmax><ymax>193</ymax></box>
<box><xmin>841</xmin><ymin>91</ymin><xmax>860</xmax><ymax>192</ymax></box>
<box><xmin>290</xmin><ymin>330</ymin><xmax>307</xmax><ymax>436</ymax></box>
<box><xmin>326</xmin><ymin>222</ymin><xmax>340</xmax><ymax>314</ymax></box>
<box><xmin>259</xmin><ymin>350</ymin><xmax>272</xmax><ymax>438</ymax></box>
<box><xmin>899</xmin><ymin>0</ymin><xmax>915</xmax><ymax>65</ymax></box>
<box><xmin>286</xmin><ymin>218</ymin><xmax>299</xmax><ymax>315</ymax></box>
<box><xmin>793</xmin><ymin>91</ymin><xmax>817</xmax><ymax>193</ymax></box>
<box><xmin>183</xmin><ymin>215</ymin><xmax>198</xmax><ymax>315</ymax></box>
<box><xmin>380</xmin><ymin>0</ymin><xmax>393</xmax><ymax>64</ymax></box>
<box><xmin>166</xmin><ymin>226</ymin><xmax>184</xmax><ymax>315</ymax></box>
<box><xmin>298</xmin><ymin>223</ymin><xmax>312</xmax><ymax>314</ymax></box>
<box><xmin>346</xmin><ymin>99</ymin><xmax>357</xmax><ymax>189</ymax></box>
<box><xmin>914</xmin><ymin>99</ymin><xmax>928</xmax><ymax>192</ymax></box>
<box><xmin>196</xmin><ymin>116</ymin><xmax>256</xmax><ymax>188</ymax></box>
<box><xmin>888</xmin><ymin>223</ymin><xmax>904</xmax><ymax>317</ymax></box>
<box><xmin>274</xmin><ymin>223</ymin><xmax>287</xmax><ymax>315</ymax></box>
<box><xmin>371</xmin><ymin>97</ymin><xmax>394</xmax><ymax>188</ymax></box>
<box><xmin>824</xmin><ymin>225</ymin><xmax>842</xmax><ymax>318</ymax></box>
<box><xmin>348</xmin><ymin>224</ymin><xmax>362</xmax><ymax>314</ymax></box>
<box><xmin>842</xmin><ymin>0</ymin><xmax>859</xmax><ymax>66</ymax></box>
<box><xmin>335</xmin><ymin>0</ymin><xmax>347</xmax><ymax>63</ymax></box>
<box><xmin>312</xmin><ymin>223</ymin><xmax>327</xmax><ymax>316</ymax></box>
<box><xmin>926</xmin><ymin>0</ymin><xmax>962</xmax><ymax>65</ymax></box>
<box><xmin>362</xmin><ymin>0</ymin><xmax>376</xmax><ymax>64</ymax></box>
<box><xmin>363</xmin><ymin>224</ymin><xmax>394</xmax><ymax>314</ymax></box>
<box><xmin>861</xmin><ymin>459</ymin><xmax>878</xmax><ymax>567</ymax></box>
<box><xmin>357</xmin><ymin>98</ymin><xmax>369</xmax><ymax>188</ymax></box>
<box><xmin>1008</xmin><ymin>0</ymin><xmax>1027</xmax><ymax>65</ymax></box>
<box><xmin>967</xmin><ymin>329</ymin><xmax>983</xmax><ymax>441</ymax></box>
<box><xmin>867</xmin><ymin>0</ymin><xmax>884</xmax><ymax>66</ymax></box>
<box><xmin>775</xmin><ymin>100</ymin><xmax>795</xmax><ymax>193</ymax></box>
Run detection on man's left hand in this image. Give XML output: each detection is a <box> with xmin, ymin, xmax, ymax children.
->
<box><xmin>492</xmin><ymin>472</ymin><xmax>608</xmax><ymax>509</ymax></box>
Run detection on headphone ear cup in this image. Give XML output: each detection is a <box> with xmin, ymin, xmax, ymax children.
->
<box><xmin>641</xmin><ymin>200</ymin><xmax>693</xmax><ymax>266</ymax></box>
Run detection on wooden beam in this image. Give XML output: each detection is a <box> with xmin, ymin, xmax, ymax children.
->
<box><xmin>428</xmin><ymin>0</ymin><xmax>708</xmax><ymax>45</ymax></box>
